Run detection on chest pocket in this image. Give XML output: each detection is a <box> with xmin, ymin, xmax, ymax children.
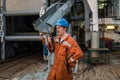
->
<box><xmin>59</xmin><ymin>41</ymin><xmax>72</xmax><ymax>56</ymax></box>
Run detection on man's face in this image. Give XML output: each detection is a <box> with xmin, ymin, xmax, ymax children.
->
<box><xmin>56</xmin><ymin>26</ymin><xmax>66</xmax><ymax>36</ymax></box>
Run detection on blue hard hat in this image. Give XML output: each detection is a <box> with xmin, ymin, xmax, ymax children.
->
<box><xmin>55</xmin><ymin>18</ymin><xmax>69</xmax><ymax>28</ymax></box>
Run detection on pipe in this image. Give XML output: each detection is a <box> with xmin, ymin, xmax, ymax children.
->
<box><xmin>83</xmin><ymin>0</ymin><xmax>91</xmax><ymax>47</ymax></box>
<box><xmin>1</xmin><ymin>0</ymin><xmax>6</xmax><ymax>60</ymax></box>
<box><xmin>10</xmin><ymin>33</ymin><xmax>40</xmax><ymax>36</ymax></box>
<box><xmin>4</xmin><ymin>9</ymin><xmax>39</xmax><ymax>16</ymax></box>
<box><xmin>5</xmin><ymin>36</ymin><xmax>42</xmax><ymax>41</ymax></box>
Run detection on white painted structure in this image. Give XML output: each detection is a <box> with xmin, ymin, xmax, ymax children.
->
<box><xmin>84</xmin><ymin>0</ymin><xmax>120</xmax><ymax>45</ymax></box>
<box><xmin>6</xmin><ymin>0</ymin><xmax>43</xmax><ymax>11</ymax></box>
<box><xmin>86</xmin><ymin>0</ymin><xmax>99</xmax><ymax>50</ymax></box>
<box><xmin>99</xmin><ymin>18</ymin><xmax>120</xmax><ymax>24</ymax></box>
<box><xmin>99</xmin><ymin>18</ymin><xmax>120</xmax><ymax>42</ymax></box>
<box><xmin>5</xmin><ymin>0</ymin><xmax>45</xmax><ymax>15</ymax></box>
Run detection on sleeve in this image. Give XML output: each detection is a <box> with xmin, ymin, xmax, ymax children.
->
<box><xmin>41</xmin><ymin>37</ymin><xmax>45</xmax><ymax>44</ymax></box>
<box><xmin>68</xmin><ymin>39</ymin><xmax>83</xmax><ymax>64</ymax></box>
<box><xmin>47</xmin><ymin>42</ymin><xmax>54</xmax><ymax>52</ymax></box>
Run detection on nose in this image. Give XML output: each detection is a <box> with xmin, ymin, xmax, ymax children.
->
<box><xmin>57</xmin><ymin>29</ymin><xmax>59</xmax><ymax>33</ymax></box>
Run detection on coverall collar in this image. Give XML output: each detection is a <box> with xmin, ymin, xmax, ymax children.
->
<box><xmin>60</xmin><ymin>33</ymin><xmax>68</xmax><ymax>43</ymax></box>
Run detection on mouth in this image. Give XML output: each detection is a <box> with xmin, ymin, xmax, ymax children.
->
<box><xmin>57</xmin><ymin>32</ymin><xmax>60</xmax><ymax>35</ymax></box>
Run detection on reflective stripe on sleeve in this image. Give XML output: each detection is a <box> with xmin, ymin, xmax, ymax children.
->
<box><xmin>62</xmin><ymin>41</ymin><xmax>72</xmax><ymax>48</ymax></box>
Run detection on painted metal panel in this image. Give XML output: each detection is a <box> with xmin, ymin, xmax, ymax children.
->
<box><xmin>6</xmin><ymin>0</ymin><xmax>44</xmax><ymax>11</ymax></box>
<box><xmin>99</xmin><ymin>18</ymin><xmax>120</xmax><ymax>24</ymax></box>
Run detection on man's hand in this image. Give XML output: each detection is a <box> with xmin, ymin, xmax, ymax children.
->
<box><xmin>47</xmin><ymin>37</ymin><xmax>54</xmax><ymax>52</ymax></box>
<box><xmin>48</xmin><ymin>37</ymin><xmax>52</xmax><ymax>45</ymax></box>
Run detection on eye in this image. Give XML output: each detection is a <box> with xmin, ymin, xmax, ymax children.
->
<box><xmin>57</xmin><ymin>27</ymin><xmax>61</xmax><ymax>30</ymax></box>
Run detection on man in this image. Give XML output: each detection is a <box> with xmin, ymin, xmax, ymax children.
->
<box><xmin>47</xmin><ymin>18</ymin><xmax>83</xmax><ymax>80</ymax></box>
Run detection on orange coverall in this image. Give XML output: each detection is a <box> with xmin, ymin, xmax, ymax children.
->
<box><xmin>47</xmin><ymin>34</ymin><xmax>83</xmax><ymax>80</ymax></box>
